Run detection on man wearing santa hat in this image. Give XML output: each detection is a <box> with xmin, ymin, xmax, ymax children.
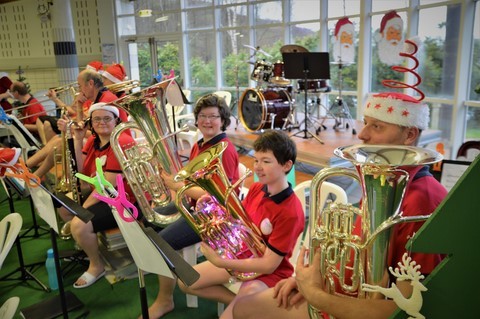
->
<box><xmin>377</xmin><ymin>10</ymin><xmax>404</xmax><ymax>65</ymax></box>
<box><xmin>332</xmin><ymin>17</ymin><xmax>355</xmax><ymax>63</ymax></box>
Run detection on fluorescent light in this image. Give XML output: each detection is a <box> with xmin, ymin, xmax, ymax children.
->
<box><xmin>155</xmin><ymin>16</ymin><xmax>169</xmax><ymax>23</ymax></box>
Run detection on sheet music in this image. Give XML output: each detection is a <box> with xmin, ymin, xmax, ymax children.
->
<box><xmin>440</xmin><ymin>161</ymin><xmax>470</xmax><ymax>192</ymax></box>
<box><xmin>29</xmin><ymin>185</ymin><xmax>59</xmax><ymax>233</ymax></box>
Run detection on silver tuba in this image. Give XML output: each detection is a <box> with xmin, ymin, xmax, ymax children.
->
<box><xmin>308</xmin><ymin>144</ymin><xmax>442</xmax><ymax>319</ymax></box>
<box><xmin>174</xmin><ymin>142</ymin><xmax>266</xmax><ymax>281</ymax></box>
<box><xmin>110</xmin><ymin>79</ymin><xmax>187</xmax><ymax>226</ymax></box>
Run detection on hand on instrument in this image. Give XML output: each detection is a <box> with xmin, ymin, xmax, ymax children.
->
<box><xmin>160</xmin><ymin>170</ymin><xmax>183</xmax><ymax>192</ymax></box>
<box><xmin>199</xmin><ymin>242</ymin><xmax>224</xmax><ymax>267</ymax></box>
<box><xmin>273</xmin><ymin>277</ymin><xmax>305</xmax><ymax>308</ymax></box>
<box><xmin>46</xmin><ymin>89</ymin><xmax>58</xmax><ymax>99</ymax></box>
<box><xmin>295</xmin><ymin>246</ymin><xmax>325</xmax><ymax>302</ymax></box>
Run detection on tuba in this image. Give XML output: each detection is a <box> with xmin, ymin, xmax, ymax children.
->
<box><xmin>308</xmin><ymin>144</ymin><xmax>442</xmax><ymax>319</ymax></box>
<box><xmin>174</xmin><ymin>142</ymin><xmax>266</xmax><ymax>281</ymax></box>
<box><xmin>110</xmin><ymin>79</ymin><xmax>186</xmax><ymax>226</ymax></box>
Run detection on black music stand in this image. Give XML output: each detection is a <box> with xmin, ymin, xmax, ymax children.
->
<box><xmin>282</xmin><ymin>52</ymin><xmax>330</xmax><ymax>144</ymax></box>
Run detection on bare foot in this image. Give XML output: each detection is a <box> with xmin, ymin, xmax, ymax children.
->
<box><xmin>139</xmin><ymin>300</ymin><xmax>174</xmax><ymax>319</ymax></box>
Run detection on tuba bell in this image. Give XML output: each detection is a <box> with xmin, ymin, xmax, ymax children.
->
<box><xmin>307</xmin><ymin>144</ymin><xmax>442</xmax><ymax>319</ymax></box>
<box><xmin>110</xmin><ymin>79</ymin><xmax>186</xmax><ymax>226</ymax></box>
<box><xmin>174</xmin><ymin>142</ymin><xmax>266</xmax><ymax>281</ymax></box>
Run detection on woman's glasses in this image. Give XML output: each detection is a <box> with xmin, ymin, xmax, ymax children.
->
<box><xmin>198</xmin><ymin>114</ymin><xmax>221</xmax><ymax>121</ymax></box>
<box><xmin>92</xmin><ymin>116</ymin><xmax>114</xmax><ymax>124</ymax></box>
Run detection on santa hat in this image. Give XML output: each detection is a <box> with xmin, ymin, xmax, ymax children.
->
<box><xmin>88</xmin><ymin>102</ymin><xmax>119</xmax><ymax>118</ymax></box>
<box><xmin>0</xmin><ymin>76</ymin><xmax>12</xmax><ymax>93</ymax></box>
<box><xmin>334</xmin><ymin>17</ymin><xmax>354</xmax><ymax>37</ymax></box>
<box><xmin>364</xmin><ymin>92</ymin><xmax>429</xmax><ymax>130</ymax></box>
<box><xmin>380</xmin><ymin>10</ymin><xmax>403</xmax><ymax>34</ymax></box>
<box><xmin>86</xmin><ymin>60</ymin><xmax>104</xmax><ymax>73</ymax></box>
<box><xmin>364</xmin><ymin>39</ymin><xmax>429</xmax><ymax>130</ymax></box>
<box><xmin>103</xmin><ymin>63</ymin><xmax>127</xmax><ymax>84</ymax></box>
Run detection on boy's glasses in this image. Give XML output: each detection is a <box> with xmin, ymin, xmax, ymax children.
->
<box><xmin>92</xmin><ymin>116</ymin><xmax>114</xmax><ymax>124</ymax></box>
<box><xmin>198</xmin><ymin>114</ymin><xmax>221</xmax><ymax>121</ymax></box>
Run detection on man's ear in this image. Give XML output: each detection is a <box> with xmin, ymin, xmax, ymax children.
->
<box><xmin>404</xmin><ymin>126</ymin><xmax>420</xmax><ymax>145</ymax></box>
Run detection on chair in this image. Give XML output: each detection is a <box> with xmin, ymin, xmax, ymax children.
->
<box><xmin>0</xmin><ymin>296</ymin><xmax>20</xmax><ymax>319</ymax></box>
<box><xmin>456</xmin><ymin>140</ymin><xmax>480</xmax><ymax>161</ymax></box>
<box><xmin>213</xmin><ymin>91</ymin><xmax>232</xmax><ymax>108</ymax></box>
<box><xmin>237</xmin><ymin>162</ymin><xmax>249</xmax><ymax>200</ymax></box>
<box><xmin>0</xmin><ymin>213</ymin><xmax>23</xmax><ymax>269</ymax></box>
<box><xmin>0</xmin><ymin>214</ymin><xmax>22</xmax><ymax>319</ymax></box>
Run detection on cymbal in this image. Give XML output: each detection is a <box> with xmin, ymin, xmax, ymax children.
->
<box><xmin>243</xmin><ymin>44</ymin><xmax>272</xmax><ymax>57</ymax></box>
<box><xmin>280</xmin><ymin>44</ymin><xmax>309</xmax><ymax>53</ymax></box>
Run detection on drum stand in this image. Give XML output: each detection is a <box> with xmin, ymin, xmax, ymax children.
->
<box><xmin>329</xmin><ymin>62</ymin><xmax>356</xmax><ymax>135</ymax></box>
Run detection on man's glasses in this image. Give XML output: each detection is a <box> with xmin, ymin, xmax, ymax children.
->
<box><xmin>92</xmin><ymin>116</ymin><xmax>114</xmax><ymax>124</ymax></box>
<box><xmin>198</xmin><ymin>114</ymin><xmax>221</xmax><ymax>121</ymax></box>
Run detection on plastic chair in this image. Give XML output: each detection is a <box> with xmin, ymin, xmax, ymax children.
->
<box><xmin>0</xmin><ymin>296</ymin><xmax>20</xmax><ymax>319</ymax></box>
<box><xmin>213</xmin><ymin>91</ymin><xmax>232</xmax><ymax>108</ymax></box>
<box><xmin>237</xmin><ymin>162</ymin><xmax>249</xmax><ymax>200</ymax></box>
<box><xmin>0</xmin><ymin>213</ymin><xmax>23</xmax><ymax>269</ymax></box>
<box><xmin>0</xmin><ymin>214</ymin><xmax>25</xmax><ymax>318</ymax></box>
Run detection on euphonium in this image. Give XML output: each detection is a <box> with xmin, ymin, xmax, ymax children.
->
<box><xmin>110</xmin><ymin>79</ymin><xmax>185</xmax><ymax>226</ymax></box>
<box><xmin>308</xmin><ymin>144</ymin><xmax>442</xmax><ymax>319</ymax></box>
<box><xmin>174</xmin><ymin>142</ymin><xmax>266</xmax><ymax>281</ymax></box>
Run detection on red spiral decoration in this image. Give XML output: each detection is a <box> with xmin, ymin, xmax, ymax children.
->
<box><xmin>381</xmin><ymin>39</ymin><xmax>425</xmax><ymax>102</ymax></box>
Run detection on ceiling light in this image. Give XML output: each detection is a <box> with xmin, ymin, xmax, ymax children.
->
<box><xmin>155</xmin><ymin>16</ymin><xmax>169</xmax><ymax>23</ymax></box>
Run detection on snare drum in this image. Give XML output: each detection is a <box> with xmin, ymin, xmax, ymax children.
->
<box><xmin>297</xmin><ymin>79</ymin><xmax>329</xmax><ymax>92</ymax></box>
<box><xmin>250</xmin><ymin>60</ymin><xmax>273</xmax><ymax>83</ymax></box>
<box><xmin>239</xmin><ymin>88</ymin><xmax>292</xmax><ymax>132</ymax></box>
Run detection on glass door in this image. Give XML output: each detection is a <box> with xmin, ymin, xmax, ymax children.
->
<box><xmin>127</xmin><ymin>37</ymin><xmax>183</xmax><ymax>89</ymax></box>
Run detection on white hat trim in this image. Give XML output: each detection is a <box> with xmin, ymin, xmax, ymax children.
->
<box><xmin>88</xmin><ymin>102</ymin><xmax>120</xmax><ymax>118</ymax></box>
<box><xmin>103</xmin><ymin>71</ymin><xmax>121</xmax><ymax>83</ymax></box>
<box><xmin>364</xmin><ymin>95</ymin><xmax>429</xmax><ymax>130</ymax></box>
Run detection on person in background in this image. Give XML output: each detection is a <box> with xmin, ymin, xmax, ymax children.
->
<box><xmin>178</xmin><ymin>129</ymin><xmax>304</xmax><ymax>319</ymax></box>
<box><xmin>143</xmin><ymin>93</ymin><xmax>240</xmax><ymax>319</ymax></box>
<box><xmin>37</xmin><ymin>60</ymin><xmax>105</xmax><ymax>144</ymax></box>
<box><xmin>0</xmin><ymin>81</ymin><xmax>46</xmax><ymax>137</ymax></box>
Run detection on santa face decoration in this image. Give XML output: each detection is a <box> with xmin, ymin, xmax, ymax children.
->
<box><xmin>333</xmin><ymin>17</ymin><xmax>355</xmax><ymax>63</ymax></box>
<box><xmin>377</xmin><ymin>10</ymin><xmax>405</xmax><ymax>65</ymax></box>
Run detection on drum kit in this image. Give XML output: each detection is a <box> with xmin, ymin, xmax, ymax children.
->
<box><xmin>238</xmin><ymin>44</ymin><xmax>335</xmax><ymax>143</ymax></box>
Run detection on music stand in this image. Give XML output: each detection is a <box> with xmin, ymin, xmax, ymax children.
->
<box><xmin>282</xmin><ymin>52</ymin><xmax>330</xmax><ymax>144</ymax></box>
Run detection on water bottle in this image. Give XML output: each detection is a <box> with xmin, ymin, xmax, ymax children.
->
<box><xmin>45</xmin><ymin>248</ymin><xmax>59</xmax><ymax>291</ymax></box>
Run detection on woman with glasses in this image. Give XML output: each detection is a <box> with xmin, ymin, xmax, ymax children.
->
<box><xmin>56</xmin><ymin>102</ymin><xmax>139</xmax><ymax>289</ymax></box>
<box><xmin>144</xmin><ymin>93</ymin><xmax>240</xmax><ymax>319</ymax></box>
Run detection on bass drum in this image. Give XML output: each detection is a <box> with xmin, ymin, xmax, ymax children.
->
<box><xmin>239</xmin><ymin>88</ymin><xmax>292</xmax><ymax>132</ymax></box>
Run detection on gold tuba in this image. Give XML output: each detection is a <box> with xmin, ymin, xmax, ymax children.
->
<box><xmin>174</xmin><ymin>142</ymin><xmax>266</xmax><ymax>281</ymax></box>
<box><xmin>308</xmin><ymin>144</ymin><xmax>442</xmax><ymax>319</ymax></box>
<box><xmin>110</xmin><ymin>79</ymin><xmax>186</xmax><ymax>226</ymax></box>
